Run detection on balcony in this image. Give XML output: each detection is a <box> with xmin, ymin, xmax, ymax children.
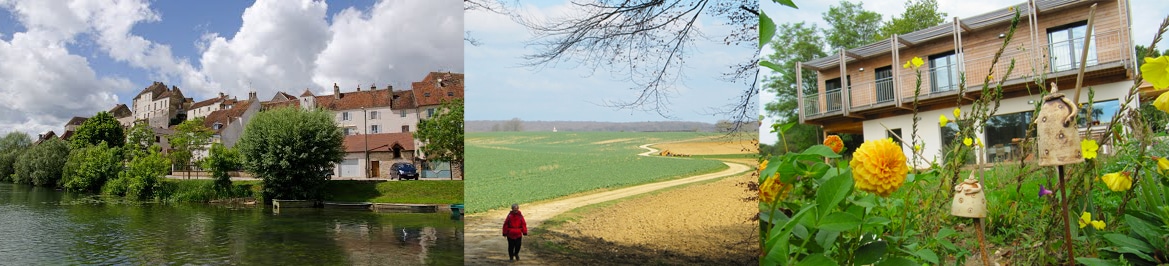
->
<box><xmin>800</xmin><ymin>28</ymin><xmax>1131</xmax><ymax>122</ymax></box>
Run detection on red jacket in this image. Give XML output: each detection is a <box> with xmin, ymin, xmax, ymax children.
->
<box><xmin>503</xmin><ymin>210</ymin><xmax>527</xmax><ymax>239</ymax></box>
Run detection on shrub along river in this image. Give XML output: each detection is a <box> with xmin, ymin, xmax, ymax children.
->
<box><xmin>0</xmin><ymin>183</ymin><xmax>463</xmax><ymax>265</ymax></box>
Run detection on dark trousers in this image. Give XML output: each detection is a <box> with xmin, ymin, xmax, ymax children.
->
<box><xmin>507</xmin><ymin>237</ymin><xmax>522</xmax><ymax>259</ymax></box>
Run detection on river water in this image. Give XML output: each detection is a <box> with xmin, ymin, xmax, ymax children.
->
<box><xmin>0</xmin><ymin>183</ymin><xmax>463</xmax><ymax>265</ymax></box>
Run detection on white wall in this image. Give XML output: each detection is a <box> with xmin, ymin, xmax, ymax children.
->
<box><xmin>861</xmin><ymin>80</ymin><xmax>1133</xmax><ymax>168</ymax></box>
<box><xmin>334</xmin><ymin>106</ymin><xmax>420</xmax><ymax>135</ymax></box>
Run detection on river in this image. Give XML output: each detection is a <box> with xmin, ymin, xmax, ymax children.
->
<box><xmin>0</xmin><ymin>183</ymin><xmax>463</xmax><ymax>265</ymax></box>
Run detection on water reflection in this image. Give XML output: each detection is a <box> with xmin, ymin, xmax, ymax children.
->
<box><xmin>0</xmin><ymin>183</ymin><xmax>463</xmax><ymax>265</ymax></box>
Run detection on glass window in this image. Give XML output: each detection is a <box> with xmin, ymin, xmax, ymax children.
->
<box><xmin>427</xmin><ymin>108</ymin><xmax>436</xmax><ymax>117</ymax></box>
<box><xmin>941</xmin><ymin>120</ymin><xmax>978</xmax><ymax>164</ymax></box>
<box><xmin>875</xmin><ymin>66</ymin><xmax>894</xmax><ymax>103</ymax></box>
<box><xmin>400</xmin><ymin>110</ymin><xmax>407</xmax><ymax>117</ymax></box>
<box><xmin>402</xmin><ymin>125</ymin><xmax>410</xmax><ymax>132</ymax></box>
<box><xmin>929</xmin><ymin>52</ymin><xmax>960</xmax><ymax>93</ymax></box>
<box><xmin>1048</xmin><ymin>22</ymin><xmax>1097</xmax><ymax>72</ymax></box>
<box><xmin>342</xmin><ymin>112</ymin><xmax>350</xmax><ymax>121</ymax></box>
<box><xmin>370</xmin><ymin>111</ymin><xmax>379</xmax><ymax>120</ymax></box>
<box><xmin>371</xmin><ymin>125</ymin><xmax>380</xmax><ymax>134</ymax></box>
<box><xmin>984</xmin><ymin>111</ymin><xmax>1033</xmax><ymax>162</ymax></box>
<box><xmin>887</xmin><ymin>128</ymin><xmax>903</xmax><ymax>150</ymax></box>
<box><xmin>1077</xmin><ymin>99</ymin><xmax>1120</xmax><ymax>127</ymax></box>
<box><xmin>825</xmin><ymin>77</ymin><xmax>845</xmax><ymax>112</ymax></box>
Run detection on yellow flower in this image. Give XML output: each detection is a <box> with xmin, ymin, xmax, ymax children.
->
<box><xmin>911</xmin><ymin>57</ymin><xmax>924</xmax><ymax>68</ymax></box>
<box><xmin>963</xmin><ymin>137</ymin><xmax>973</xmax><ymax>147</ymax></box>
<box><xmin>1101</xmin><ymin>172</ymin><xmax>1133</xmax><ymax>192</ymax></box>
<box><xmin>1155</xmin><ymin>91</ymin><xmax>1169</xmax><ymax>114</ymax></box>
<box><xmin>758</xmin><ymin>159</ymin><xmax>769</xmax><ymax>174</ymax></box>
<box><xmin>850</xmin><ymin>138</ymin><xmax>909</xmax><ymax>197</ymax></box>
<box><xmin>1141</xmin><ymin>56</ymin><xmax>1169</xmax><ymax>89</ymax></box>
<box><xmin>1078</xmin><ymin>212</ymin><xmax>1092</xmax><ymax>228</ymax></box>
<box><xmin>939</xmin><ymin>114</ymin><xmax>950</xmax><ymax>127</ymax></box>
<box><xmin>824</xmin><ymin>135</ymin><xmax>844</xmax><ymax>154</ymax></box>
<box><xmin>1091</xmin><ymin>220</ymin><xmax>1106</xmax><ymax>230</ymax></box>
<box><xmin>988</xmin><ymin>74</ymin><xmax>994</xmax><ymax>81</ymax></box>
<box><xmin>1154</xmin><ymin>156</ymin><xmax>1169</xmax><ymax>175</ymax></box>
<box><xmin>953</xmin><ymin>108</ymin><xmax>961</xmax><ymax>119</ymax></box>
<box><xmin>1081</xmin><ymin>139</ymin><xmax>1098</xmax><ymax>159</ymax></box>
<box><xmin>903</xmin><ymin>60</ymin><xmax>912</xmax><ymax>69</ymax></box>
<box><xmin>976</xmin><ymin>138</ymin><xmax>983</xmax><ymax>148</ymax></box>
<box><xmin>759</xmin><ymin>175</ymin><xmax>791</xmax><ymax>203</ymax></box>
<box><xmin>914</xmin><ymin>143</ymin><xmax>922</xmax><ymax>152</ymax></box>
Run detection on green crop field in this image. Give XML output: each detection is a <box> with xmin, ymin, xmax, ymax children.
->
<box><xmin>465</xmin><ymin>131</ymin><xmax>730</xmax><ymax>213</ymax></box>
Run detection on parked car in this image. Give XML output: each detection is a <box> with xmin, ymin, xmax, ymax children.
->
<box><xmin>392</xmin><ymin>162</ymin><xmax>419</xmax><ymax>180</ymax></box>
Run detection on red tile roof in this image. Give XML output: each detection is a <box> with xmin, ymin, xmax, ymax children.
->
<box><xmin>65</xmin><ymin>116</ymin><xmax>88</xmax><ymax>126</ymax></box>
<box><xmin>391</xmin><ymin>90</ymin><xmax>416</xmax><ymax>109</ymax></box>
<box><xmin>271</xmin><ymin>91</ymin><xmax>296</xmax><ymax>102</ymax></box>
<box><xmin>109</xmin><ymin>104</ymin><xmax>131</xmax><ymax>118</ymax></box>
<box><xmin>203</xmin><ymin>100</ymin><xmax>253</xmax><ymax>133</ymax></box>
<box><xmin>132</xmin><ymin>82</ymin><xmax>184</xmax><ymax>101</ymax></box>
<box><xmin>313</xmin><ymin>89</ymin><xmax>391</xmax><ymax>111</ymax></box>
<box><xmin>300</xmin><ymin>89</ymin><xmax>315</xmax><ymax>97</ymax></box>
<box><xmin>190</xmin><ymin>95</ymin><xmax>227</xmax><ymax>110</ymax></box>
<box><xmin>411</xmin><ymin>72</ymin><xmax>464</xmax><ymax>107</ymax></box>
<box><xmin>342</xmin><ymin>132</ymin><xmax>415</xmax><ymax>153</ymax></box>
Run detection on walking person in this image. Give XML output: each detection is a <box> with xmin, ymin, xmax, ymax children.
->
<box><xmin>503</xmin><ymin>203</ymin><xmax>528</xmax><ymax>261</ymax></box>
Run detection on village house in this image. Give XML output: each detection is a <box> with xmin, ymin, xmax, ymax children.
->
<box><xmin>59</xmin><ymin>116</ymin><xmax>88</xmax><ymax>140</ymax></box>
<box><xmin>192</xmin><ymin>92</ymin><xmax>260</xmax><ymax>161</ymax></box>
<box><xmin>109</xmin><ymin>104</ymin><xmax>134</xmax><ymax>127</ymax></box>
<box><xmin>132</xmin><ymin>82</ymin><xmax>189</xmax><ymax>129</ymax></box>
<box><xmin>409</xmin><ymin>72</ymin><xmax>464</xmax><ymax>179</ymax></box>
<box><xmin>797</xmin><ymin>0</ymin><xmax>1139</xmax><ymax>166</ymax></box>
<box><xmin>187</xmin><ymin>92</ymin><xmax>239</xmax><ymax>120</ymax></box>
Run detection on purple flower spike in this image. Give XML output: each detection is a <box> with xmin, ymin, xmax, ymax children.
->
<box><xmin>1039</xmin><ymin>185</ymin><xmax>1053</xmax><ymax>197</ymax></box>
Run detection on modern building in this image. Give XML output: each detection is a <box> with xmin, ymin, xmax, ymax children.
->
<box><xmin>796</xmin><ymin>0</ymin><xmax>1136</xmax><ymax>165</ymax></box>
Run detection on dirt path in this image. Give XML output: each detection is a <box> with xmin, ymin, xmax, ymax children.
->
<box><xmin>463</xmin><ymin>143</ymin><xmax>750</xmax><ymax>265</ymax></box>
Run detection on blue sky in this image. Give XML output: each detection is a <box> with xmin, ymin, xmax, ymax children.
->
<box><xmin>759</xmin><ymin>0</ymin><xmax>1169</xmax><ymax>145</ymax></box>
<box><xmin>464</xmin><ymin>1</ymin><xmax>757</xmax><ymax>124</ymax></box>
<box><xmin>0</xmin><ymin>0</ymin><xmax>462</xmax><ymax>136</ymax></box>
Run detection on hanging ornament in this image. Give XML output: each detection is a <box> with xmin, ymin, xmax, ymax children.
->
<box><xmin>1035</xmin><ymin>83</ymin><xmax>1084</xmax><ymax>166</ymax></box>
<box><xmin>951</xmin><ymin>172</ymin><xmax>987</xmax><ymax>218</ymax></box>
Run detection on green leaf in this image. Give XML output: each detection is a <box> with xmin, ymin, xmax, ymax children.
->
<box><xmin>779</xmin><ymin>160</ymin><xmax>800</xmax><ymax>183</ymax></box>
<box><xmin>851</xmin><ymin>194</ymin><xmax>877</xmax><ymax>208</ymax></box>
<box><xmin>819</xmin><ymin>211</ymin><xmax>862</xmax><ymax>231</ymax></box>
<box><xmin>775</xmin><ymin>0</ymin><xmax>798</xmax><ymax>9</ymax></box>
<box><xmin>795</xmin><ymin>254</ymin><xmax>836</xmax><ymax>266</ymax></box>
<box><xmin>761</xmin><ymin>60</ymin><xmax>783</xmax><ymax>73</ymax></box>
<box><xmin>1108</xmin><ymin>246</ymin><xmax>1156</xmax><ymax>262</ymax></box>
<box><xmin>814</xmin><ymin>230</ymin><xmax>840</xmax><ymax>253</ymax></box>
<box><xmin>1125</xmin><ymin>214</ymin><xmax>1167</xmax><ymax>249</ymax></box>
<box><xmin>875</xmin><ymin>257</ymin><xmax>917</xmax><ymax>266</ymax></box>
<box><xmin>803</xmin><ymin>145</ymin><xmax>842</xmax><ymax>158</ymax></box>
<box><xmin>864</xmin><ymin>216</ymin><xmax>892</xmax><ymax>227</ymax></box>
<box><xmin>759</xmin><ymin>11</ymin><xmax>775</xmax><ymax>49</ymax></box>
<box><xmin>935</xmin><ymin>228</ymin><xmax>956</xmax><ymax>239</ymax></box>
<box><xmin>1102</xmin><ymin>233</ymin><xmax>1153</xmax><ymax>253</ymax></box>
<box><xmin>815</xmin><ymin>172</ymin><xmax>853</xmax><ymax>220</ymax></box>
<box><xmin>914</xmin><ymin>249</ymin><xmax>939</xmax><ymax>264</ymax></box>
<box><xmin>765</xmin><ymin>204</ymin><xmax>818</xmax><ymax>260</ymax></box>
<box><xmin>1074</xmin><ymin>258</ymin><xmax>1120</xmax><ymax>266</ymax></box>
<box><xmin>854</xmin><ymin>240</ymin><xmax>888</xmax><ymax>265</ymax></box>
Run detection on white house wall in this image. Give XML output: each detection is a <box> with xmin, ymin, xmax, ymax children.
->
<box><xmin>861</xmin><ymin>80</ymin><xmax>1133</xmax><ymax>168</ymax></box>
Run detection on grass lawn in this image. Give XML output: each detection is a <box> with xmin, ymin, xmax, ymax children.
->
<box><xmin>323</xmin><ymin>180</ymin><xmax>463</xmax><ymax>204</ymax></box>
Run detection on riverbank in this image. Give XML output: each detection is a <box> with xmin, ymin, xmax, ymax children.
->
<box><xmin>160</xmin><ymin>179</ymin><xmax>463</xmax><ymax>204</ymax></box>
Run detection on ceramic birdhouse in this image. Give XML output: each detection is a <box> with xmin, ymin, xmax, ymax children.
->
<box><xmin>1035</xmin><ymin>83</ymin><xmax>1084</xmax><ymax>166</ymax></box>
<box><xmin>951</xmin><ymin>173</ymin><xmax>987</xmax><ymax>218</ymax></box>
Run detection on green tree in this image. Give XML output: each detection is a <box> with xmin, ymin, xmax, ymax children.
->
<box><xmin>13</xmin><ymin>138</ymin><xmax>70</xmax><ymax>186</ymax></box>
<box><xmin>70</xmin><ymin>111</ymin><xmax>125</xmax><ymax>148</ymax></box>
<box><xmin>763</xmin><ymin>22</ymin><xmax>827</xmax><ymax>154</ymax></box>
<box><xmin>124</xmin><ymin>122</ymin><xmax>155</xmax><ymax>159</ymax></box>
<box><xmin>168</xmin><ymin>118</ymin><xmax>213</xmax><ymax>172</ymax></box>
<box><xmin>0</xmin><ymin>132</ymin><xmax>33</xmax><ymax>182</ymax></box>
<box><xmin>61</xmin><ymin>142</ymin><xmax>121</xmax><ymax>192</ymax></box>
<box><xmin>822</xmin><ymin>0</ymin><xmax>883</xmax><ymax>50</ymax></box>
<box><xmin>876</xmin><ymin>0</ymin><xmax>947</xmax><ymax>40</ymax></box>
<box><xmin>202</xmin><ymin>142</ymin><xmax>241</xmax><ymax>192</ymax></box>
<box><xmin>104</xmin><ymin>147</ymin><xmax>169</xmax><ymax>200</ymax></box>
<box><xmin>237</xmin><ymin>107</ymin><xmax>344</xmax><ymax>200</ymax></box>
<box><xmin>416</xmin><ymin>99</ymin><xmax>464</xmax><ymax>179</ymax></box>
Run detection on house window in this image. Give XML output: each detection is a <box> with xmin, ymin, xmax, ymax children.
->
<box><xmin>929</xmin><ymin>51</ymin><xmax>960</xmax><ymax>93</ymax></box>
<box><xmin>424</xmin><ymin>92</ymin><xmax>431</xmax><ymax>97</ymax></box>
<box><xmin>447</xmin><ymin>91</ymin><xmax>454</xmax><ymax>96</ymax></box>
<box><xmin>941</xmin><ymin>120</ymin><xmax>977</xmax><ymax>164</ymax></box>
<box><xmin>213</xmin><ymin>123</ymin><xmax>222</xmax><ymax>130</ymax></box>
<box><xmin>1048</xmin><ymin>22</ymin><xmax>1097</xmax><ymax>72</ymax></box>
<box><xmin>344</xmin><ymin>128</ymin><xmax>355</xmax><ymax>135</ymax></box>
<box><xmin>371</xmin><ymin>125</ymin><xmax>381</xmax><ymax>134</ymax></box>
<box><xmin>402</xmin><ymin>125</ymin><xmax>410</xmax><ymax>132</ymax></box>
<box><xmin>985</xmin><ymin>111</ymin><xmax>1033</xmax><ymax>162</ymax></box>
<box><xmin>887</xmin><ymin>128</ymin><xmax>902</xmax><ymax>147</ymax></box>
<box><xmin>342</xmin><ymin>112</ymin><xmax>350</xmax><ymax>121</ymax></box>
<box><xmin>370</xmin><ymin>111</ymin><xmax>378</xmax><ymax>119</ymax></box>
<box><xmin>427</xmin><ymin>108</ymin><xmax>436</xmax><ymax>117</ymax></box>
<box><xmin>1077</xmin><ymin>99</ymin><xmax>1120</xmax><ymax>127</ymax></box>
<box><xmin>875</xmin><ymin>66</ymin><xmax>894</xmax><ymax>103</ymax></box>
<box><xmin>824</xmin><ymin>77</ymin><xmax>845</xmax><ymax>112</ymax></box>
<box><xmin>400</xmin><ymin>110</ymin><xmax>407</xmax><ymax>117</ymax></box>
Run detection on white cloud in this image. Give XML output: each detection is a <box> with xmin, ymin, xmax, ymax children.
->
<box><xmin>312</xmin><ymin>0</ymin><xmax>463</xmax><ymax>93</ymax></box>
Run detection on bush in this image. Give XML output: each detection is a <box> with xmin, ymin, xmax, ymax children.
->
<box><xmin>201</xmin><ymin>142</ymin><xmax>241</xmax><ymax>193</ymax></box>
<box><xmin>0</xmin><ymin>132</ymin><xmax>33</xmax><ymax>182</ymax></box>
<box><xmin>13</xmin><ymin>138</ymin><xmax>70</xmax><ymax>186</ymax></box>
<box><xmin>61</xmin><ymin>142</ymin><xmax>122</xmax><ymax>192</ymax></box>
<box><xmin>237</xmin><ymin>107</ymin><xmax>344</xmax><ymax>200</ymax></box>
<box><xmin>105</xmin><ymin>148</ymin><xmax>169</xmax><ymax>200</ymax></box>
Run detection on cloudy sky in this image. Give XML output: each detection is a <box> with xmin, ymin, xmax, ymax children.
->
<box><xmin>464</xmin><ymin>1</ymin><xmax>757</xmax><ymax>123</ymax></box>
<box><xmin>0</xmin><ymin>0</ymin><xmax>463</xmax><ymax>136</ymax></box>
<box><xmin>759</xmin><ymin>0</ymin><xmax>1169</xmax><ymax>144</ymax></box>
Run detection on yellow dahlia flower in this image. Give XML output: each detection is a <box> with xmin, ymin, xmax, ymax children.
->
<box><xmin>1101</xmin><ymin>172</ymin><xmax>1132</xmax><ymax>192</ymax></box>
<box><xmin>759</xmin><ymin>175</ymin><xmax>791</xmax><ymax>203</ymax></box>
<box><xmin>850</xmin><ymin>138</ymin><xmax>909</xmax><ymax>197</ymax></box>
<box><xmin>824</xmin><ymin>135</ymin><xmax>844</xmax><ymax>153</ymax></box>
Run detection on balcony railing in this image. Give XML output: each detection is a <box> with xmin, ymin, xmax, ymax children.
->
<box><xmin>803</xmin><ymin>28</ymin><xmax>1129</xmax><ymax>121</ymax></box>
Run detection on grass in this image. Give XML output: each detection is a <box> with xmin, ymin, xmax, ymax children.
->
<box><xmin>322</xmin><ymin>180</ymin><xmax>464</xmax><ymax>204</ymax></box>
<box><xmin>160</xmin><ymin>179</ymin><xmax>262</xmax><ymax>203</ymax></box>
<box><xmin>465</xmin><ymin>131</ymin><xmax>729</xmax><ymax>213</ymax></box>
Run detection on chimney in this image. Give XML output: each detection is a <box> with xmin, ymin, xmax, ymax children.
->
<box><xmin>219</xmin><ymin>92</ymin><xmax>225</xmax><ymax>98</ymax></box>
<box><xmin>334</xmin><ymin>83</ymin><xmax>341</xmax><ymax>99</ymax></box>
<box><xmin>249</xmin><ymin>91</ymin><xmax>257</xmax><ymax>101</ymax></box>
<box><xmin>357</xmin><ymin>84</ymin><xmax>362</xmax><ymax>92</ymax></box>
<box><xmin>371</xmin><ymin>83</ymin><xmax>377</xmax><ymax>90</ymax></box>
